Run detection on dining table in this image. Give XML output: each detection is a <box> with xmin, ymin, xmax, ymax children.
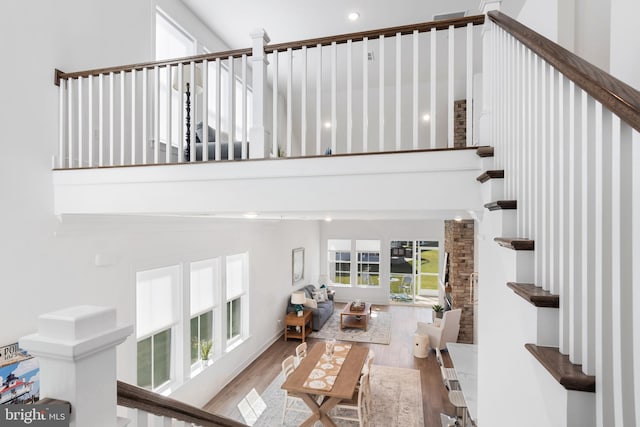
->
<box><xmin>281</xmin><ymin>341</ymin><xmax>369</xmax><ymax>427</ymax></box>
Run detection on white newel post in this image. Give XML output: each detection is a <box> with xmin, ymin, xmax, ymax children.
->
<box><xmin>19</xmin><ymin>306</ymin><xmax>133</xmax><ymax>427</ymax></box>
<box><xmin>478</xmin><ymin>0</ymin><xmax>502</xmax><ymax>147</ymax></box>
<box><xmin>250</xmin><ymin>29</ymin><xmax>271</xmax><ymax>159</ymax></box>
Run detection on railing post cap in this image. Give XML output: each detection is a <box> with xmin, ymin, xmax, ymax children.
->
<box><xmin>479</xmin><ymin>0</ymin><xmax>502</xmax><ymax>14</ymax></box>
<box><xmin>19</xmin><ymin>305</ymin><xmax>132</xmax><ymax>361</ymax></box>
<box><xmin>250</xmin><ymin>28</ymin><xmax>270</xmax><ymax>44</ymax></box>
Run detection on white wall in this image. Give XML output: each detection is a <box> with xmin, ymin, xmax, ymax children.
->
<box><xmin>318</xmin><ymin>219</ymin><xmax>444</xmax><ymax>305</ymax></box>
<box><xmin>609</xmin><ymin>0</ymin><xmax>640</xmax><ymax>89</ymax></box>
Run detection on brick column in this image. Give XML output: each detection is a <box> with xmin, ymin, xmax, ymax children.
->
<box><xmin>444</xmin><ymin>219</ymin><xmax>475</xmax><ymax>343</ymax></box>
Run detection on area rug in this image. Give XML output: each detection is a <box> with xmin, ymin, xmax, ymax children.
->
<box><xmin>308</xmin><ymin>310</ymin><xmax>391</xmax><ymax>345</ymax></box>
<box><xmin>231</xmin><ymin>365</ymin><xmax>424</xmax><ymax>427</ymax></box>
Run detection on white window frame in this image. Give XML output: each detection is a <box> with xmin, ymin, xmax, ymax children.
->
<box><xmin>328</xmin><ymin>239</ymin><xmax>352</xmax><ymax>286</ymax></box>
<box><xmin>225</xmin><ymin>253</ymin><xmax>249</xmax><ymax>350</ymax></box>
<box><xmin>136</xmin><ymin>265</ymin><xmax>181</xmax><ymax>392</ymax></box>
<box><xmin>356</xmin><ymin>240</ymin><xmax>381</xmax><ymax>287</ymax></box>
<box><xmin>189</xmin><ymin>258</ymin><xmax>220</xmax><ymax>372</ymax></box>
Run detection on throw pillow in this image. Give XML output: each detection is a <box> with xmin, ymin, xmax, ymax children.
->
<box><xmin>303</xmin><ymin>298</ymin><xmax>318</xmax><ymax>309</ymax></box>
<box><xmin>312</xmin><ymin>290</ymin><xmax>326</xmax><ymax>302</ymax></box>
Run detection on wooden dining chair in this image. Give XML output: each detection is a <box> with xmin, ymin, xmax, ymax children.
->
<box><xmin>435</xmin><ymin>347</ymin><xmax>459</xmax><ymax>390</ymax></box>
<box><xmin>295</xmin><ymin>342</ymin><xmax>307</xmax><ymax>367</ymax></box>
<box><xmin>448</xmin><ymin>390</ymin><xmax>469</xmax><ymax>427</ymax></box>
<box><xmin>330</xmin><ymin>371</ymin><xmax>370</xmax><ymax>426</ymax></box>
<box><xmin>281</xmin><ymin>355</ymin><xmax>309</xmax><ymax>424</ymax></box>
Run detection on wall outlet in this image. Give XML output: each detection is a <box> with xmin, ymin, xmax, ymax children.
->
<box><xmin>277</xmin><ymin>319</ymin><xmax>283</xmax><ymax>327</ymax></box>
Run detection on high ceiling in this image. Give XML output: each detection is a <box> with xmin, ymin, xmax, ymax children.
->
<box><xmin>181</xmin><ymin>0</ymin><xmax>526</xmax><ymax>50</ymax></box>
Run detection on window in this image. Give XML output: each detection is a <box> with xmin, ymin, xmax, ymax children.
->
<box><xmin>136</xmin><ymin>265</ymin><xmax>180</xmax><ymax>390</ymax></box>
<box><xmin>328</xmin><ymin>239</ymin><xmax>351</xmax><ymax>285</ymax></box>
<box><xmin>390</xmin><ymin>240</ymin><xmax>440</xmax><ymax>302</ymax></box>
<box><xmin>190</xmin><ymin>259</ymin><xmax>219</xmax><ymax>366</ymax></box>
<box><xmin>155</xmin><ymin>9</ymin><xmax>196</xmax><ymax>148</ymax></box>
<box><xmin>356</xmin><ymin>240</ymin><xmax>380</xmax><ymax>286</ymax></box>
<box><xmin>206</xmin><ymin>65</ymin><xmax>254</xmax><ymax>143</ymax></box>
<box><xmin>226</xmin><ymin>253</ymin><xmax>248</xmax><ymax>345</ymax></box>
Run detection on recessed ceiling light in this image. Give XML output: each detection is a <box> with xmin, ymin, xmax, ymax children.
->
<box><xmin>454</xmin><ymin>216</ymin><xmax>463</xmax><ymax>222</ymax></box>
<box><xmin>243</xmin><ymin>212</ymin><xmax>258</xmax><ymax>219</ymax></box>
<box><xmin>422</xmin><ymin>113</ymin><xmax>431</xmax><ymax>122</ymax></box>
<box><xmin>324</xmin><ymin>217</ymin><xmax>333</xmax><ymax>222</ymax></box>
<box><xmin>348</xmin><ymin>12</ymin><xmax>360</xmax><ymax>21</ymax></box>
<box><xmin>324</xmin><ymin>121</ymin><xmax>332</xmax><ymax>128</ymax></box>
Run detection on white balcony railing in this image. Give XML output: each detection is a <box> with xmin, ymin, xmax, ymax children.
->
<box><xmin>54</xmin><ymin>15</ymin><xmax>485</xmax><ymax>170</ymax></box>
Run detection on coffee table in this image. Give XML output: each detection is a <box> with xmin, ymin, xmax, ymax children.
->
<box><xmin>340</xmin><ymin>302</ymin><xmax>372</xmax><ymax>331</ymax></box>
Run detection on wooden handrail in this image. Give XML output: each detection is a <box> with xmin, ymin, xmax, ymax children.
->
<box><xmin>488</xmin><ymin>10</ymin><xmax>640</xmax><ymax>133</ymax></box>
<box><xmin>117</xmin><ymin>381</ymin><xmax>247</xmax><ymax>427</ymax></box>
<box><xmin>55</xmin><ymin>47</ymin><xmax>253</xmax><ymax>85</ymax></box>
<box><xmin>265</xmin><ymin>14</ymin><xmax>485</xmax><ymax>53</ymax></box>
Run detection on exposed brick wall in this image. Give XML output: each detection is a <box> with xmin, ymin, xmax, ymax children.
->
<box><xmin>454</xmin><ymin>99</ymin><xmax>467</xmax><ymax>148</ymax></box>
<box><xmin>444</xmin><ymin>219</ymin><xmax>475</xmax><ymax>343</ymax></box>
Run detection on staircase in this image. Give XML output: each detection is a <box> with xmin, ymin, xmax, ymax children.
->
<box><xmin>476</xmin><ymin>10</ymin><xmax>640</xmax><ymax>427</ymax></box>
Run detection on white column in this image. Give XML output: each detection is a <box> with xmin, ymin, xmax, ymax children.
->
<box><xmin>20</xmin><ymin>306</ymin><xmax>132</xmax><ymax>427</ymax></box>
<box><xmin>249</xmin><ymin>29</ymin><xmax>271</xmax><ymax>159</ymax></box>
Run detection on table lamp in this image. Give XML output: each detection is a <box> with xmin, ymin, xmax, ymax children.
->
<box><xmin>291</xmin><ymin>291</ymin><xmax>306</xmax><ymax>316</ymax></box>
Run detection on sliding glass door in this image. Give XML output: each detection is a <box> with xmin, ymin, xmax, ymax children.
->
<box><xmin>389</xmin><ymin>240</ymin><xmax>439</xmax><ymax>304</ymax></box>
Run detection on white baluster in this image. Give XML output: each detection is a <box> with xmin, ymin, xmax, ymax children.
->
<box><xmin>395</xmin><ymin>32</ymin><xmax>401</xmax><ymax>151</ymax></box>
<box><xmin>215</xmin><ymin>58</ymin><xmax>222</xmax><ymax>161</ymax></box>
<box><xmin>331</xmin><ymin>41</ymin><xmax>337</xmax><ymax>154</ymax></box>
<box><xmin>142</xmin><ymin>68</ymin><xmax>148</xmax><ymax>165</ymax></box>
<box><xmin>581</xmin><ymin>92</ymin><xmax>596</xmax><ymax>375</ymax></box>
<box><xmin>241</xmin><ymin>54</ymin><xmax>248</xmax><ymax>159</ymax></box>
<box><xmin>316</xmin><ymin>43</ymin><xmax>322</xmax><ymax>155</ymax></box>
<box><xmin>568</xmin><ymin>81</ymin><xmax>582</xmax><ymax>365</ymax></box>
<box><xmin>447</xmin><ymin>25</ymin><xmax>454</xmax><ymax>148</ymax></box>
<box><xmin>227</xmin><ymin>56</ymin><xmax>235</xmax><ymax>160</ymax></box>
<box><xmin>532</xmin><ymin>54</ymin><xmax>540</xmax><ymax>287</ymax></box>
<box><xmin>58</xmin><ymin>78</ymin><xmax>65</xmax><ymax>168</ymax></box>
<box><xmin>67</xmin><ymin>77</ymin><xmax>73</xmax><ymax>167</ymax></box>
<box><xmin>189</xmin><ymin>61</ymin><xmax>197</xmax><ymax>161</ymax></box>
<box><xmin>301</xmin><ymin>46</ymin><xmax>307</xmax><ymax>157</ymax></box>
<box><xmin>362</xmin><ymin>37</ymin><xmax>369</xmax><ymax>152</ymax></box>
<box><xmin>412</xmin><ymin>30</ymin><xmax>418</xmax><ymax>150</ymax></box>
<box><xmin>110</xmin><ymin>71</ymin><xmax>115</xmax><ymax>166</ymax></box>
<box><xmin>430</xmin><ymin>28</ymin><xmax>436</xmax><ymax>149</ymax></box>
<box><xmin>379</xmin><ymin>35</ymin><xmax>385</xmax><ymax>151</ymax></box>
<box><xmin>466</xmin><ymin>22</ymin><xmax>473</xmax><ymax>147</ymax></box>
<box><xmin>130</xmin><ymin>69</ymin><xmax>136</xmax><ymax>165</ymax></box>
<box><xmin>272</xmin><ymin>50</ymin><xmax>279</xmax><ymax>157</ymax></box>
<box><xmin>558</xmin><ymin>72</ymin><xmax>570</xmax><ymax>356</ymax></box>
<box><xmin>202</xmin><ymin>60</ymin><xmax>209</xmax><ymax>161</ymax></box>
<box><xmin>286</xmin><ymin>48</ymin><xmax>293</xmax><ymax>157</ymax></box>
<box><xmin>347</xmin><ymin>39</ymin><xmax>353</xmax><ymax>154</ymax></box>
<box><xmin>153</xmin><ymin>67</ymin><xmax>160</xmax><ymax>164</ymax></box>
<box><xmin>633</xmin><ymin>127</ymin><xmax>640</xmax><ymax>427</ymax></box>
<box><xmin>88</xmin><ymin>75</ymin><xmax>94</xmax><ymax>167</ymax></box>
<box><xmin>165</xmin><ymin>66</ymin><xmax>172</xmax><ymax>164</ymax></box>
<box><xmin>78</xmin><ymin>76</ymin><xmax>83</xmax><ymax>167</ymax></box>
<box><xmin>120</xmin><ymin>70</ymin><xmax>126</xmax><ymax>165</ymax></box>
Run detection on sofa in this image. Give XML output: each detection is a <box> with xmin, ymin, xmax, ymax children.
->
<box><xmin>287</xmin><ymin>284</ymin><xmax>334</xmax><ymax>331</ymax></box>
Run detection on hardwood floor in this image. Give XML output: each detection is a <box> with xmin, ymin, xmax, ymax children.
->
<box><xmin>204</xmin><ymin>303</ymin><xmax>456</xmax><ymax>426</ymax></box>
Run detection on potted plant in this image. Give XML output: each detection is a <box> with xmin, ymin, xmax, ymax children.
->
<box><xmin>200</xmin><ymin>339</ymin><xmax>213</xmax><ymax>366</ymax></box>
<box><xmin>433</xmin><ymin>304</ymin><xmax>444</xmax><ymax>319</ymax></box>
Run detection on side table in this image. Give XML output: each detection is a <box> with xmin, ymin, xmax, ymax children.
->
<box><xmin>284</xmin><ymin>310</ymin><xmax>313</xmax><ymax>342</ymax></box>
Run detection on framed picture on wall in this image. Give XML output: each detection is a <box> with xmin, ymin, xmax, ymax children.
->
<box><xmin>292</xmin><ymin>247</ymin><xmax>304</xmax><ymax>285</ymax></box>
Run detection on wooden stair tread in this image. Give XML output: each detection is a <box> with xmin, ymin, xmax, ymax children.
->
<box><xmin>476</xmin><ymin>146</ymin><xmax>494</xmax><ymax>157</ymax></box>
<box><xmin>507</xmin><ymin>282</ymin><xmax>559</xmax><ymax>308</ymax></box>
<box><xmin>484</xmin><ymin>200</ymin><xmax>517</xmax><ymax>211</ymax></box>
<box><xmin>494</xmin><ymin>237</ymin><xmax>535</xmax><ymax>250</ymax></box>
<box><xmin>477</xmin><ymin>170</ymin><xmax>504</xmax><ymax>183</ymax></box>
<box><xmin>524</xmin><ymin>344</ymin><xmax>595</xmax><ymax>392</ymax></box>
